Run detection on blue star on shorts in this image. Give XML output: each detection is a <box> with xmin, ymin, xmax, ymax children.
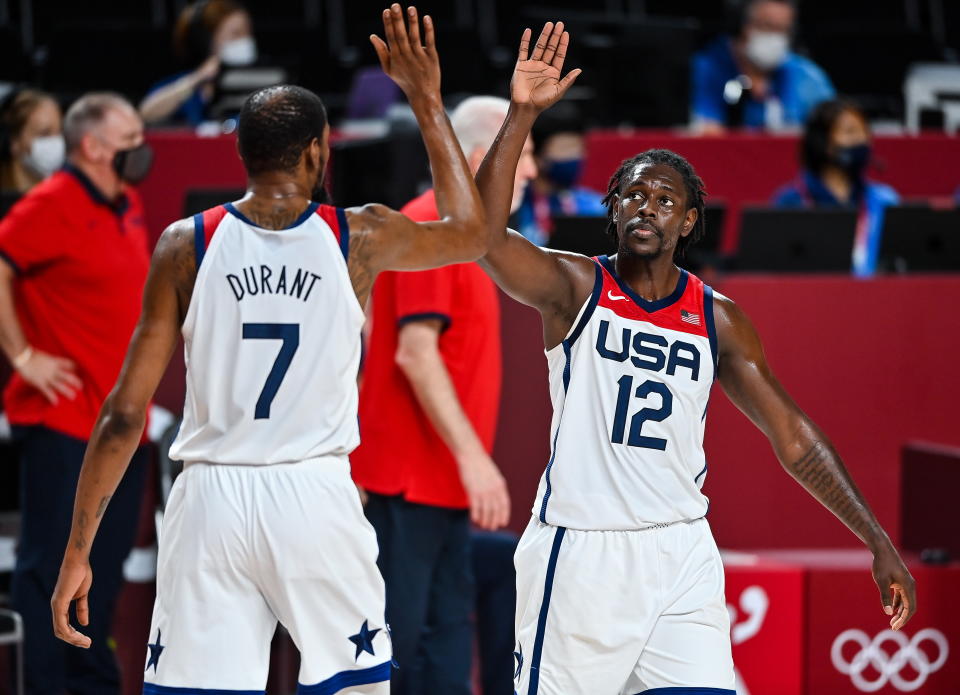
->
<box><xmin>348</xmin><ymin>620</ymin><xmax>380</xmax><ymax>661</ymax></box>
<box><xmin>145</xmin><ymin>630</ymin><xmax>165</xmax><ymax>673</ymax></box>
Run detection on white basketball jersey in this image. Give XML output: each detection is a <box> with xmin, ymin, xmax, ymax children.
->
<box><xmin>169</xmin><ymin>202</ymin><xmax>364</xmax><ymax>465</ymax></box>
<box><xmin>535</xmin><ymin>255</ymin><xmax>717</xmax><ymax>530</ymax></box>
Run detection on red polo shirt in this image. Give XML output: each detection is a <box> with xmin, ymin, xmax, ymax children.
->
<box><xmin>0</xmin><ymin>166</ymin><xmax>151</xmax><ymax>441</ymax></box>
<box><xmin>352</xmin><ymin>189</ymin><xmax>502</xmax><ymax>508</ymax></box>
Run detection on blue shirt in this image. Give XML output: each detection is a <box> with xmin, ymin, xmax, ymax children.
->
<box><xmin>772</xmin><ymin>170</ymin><xmax>900</xmax><ymax>276</ymax></box>
<box><xmin>691</xmin><ymin>37</ymin><xmax>835</xmax><ymax>129</ymax></box>
<box><xmin>145</xmin><ymin>72</ymin><xmax>209</xmax><ymax>126</ymax></box>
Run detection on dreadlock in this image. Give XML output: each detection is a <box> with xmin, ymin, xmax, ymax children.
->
<box><xmin>237</xmin><ymin>85</ymin><xmax>327</xmax><ymax>176</ymax></box>
<box><xmin>600</xmin><ymin>149</ymin><xmax>706</xmax><ymax>259</ymax></box>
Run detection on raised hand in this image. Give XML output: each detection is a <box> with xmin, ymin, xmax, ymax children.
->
<box><xmin>512</xmin><ymin>22</ymin><xmax>582</xmax><ymax>113</ymax></box>
<box><xmin>370</xmin><ymin>4</ymin><xmax>440</xmax><ymax>101</ymax></box>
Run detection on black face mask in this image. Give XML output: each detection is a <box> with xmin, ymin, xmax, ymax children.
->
<box><xmin>832</xmin><ymin>143</ymin><xmax>871</xmax><ymax>178</ymax></box>
<box><xmin>113</xmin><ymin>143</ymin><xmax>154</xmax><ymax>184</ymax></box>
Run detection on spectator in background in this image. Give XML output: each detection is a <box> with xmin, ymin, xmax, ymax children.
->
<box><xmin>691</xmin><ymin>0</ymin><xmax>834</xmax><ymax>132</ymax></box>
<box><xmin>351</xmin><ymin>96</ymin><xmax>530</xmax><ymax>695</ymax></box>
<box><xmin>0</xmin><ymin>88</ymin><xmax>64</xmax><ymax>194</ymax></box>
<box><xmin>516</xmin><ymin>102</ymin><xmax>604</xmax><ymax>245</ymax></box>
<box><xmin>773</xmin><ymin>98</ymin><xmax>899</xmax><ymax>276</ymax></box>
<box><xmin>140</xmin><ymin>0</ymin><xmax>256</xmax><ymax>125</ymax></box>
<box><xmin>0</xmin><ymin>93</ymin><xmax>152</xmax><ymax>695</ymax></box>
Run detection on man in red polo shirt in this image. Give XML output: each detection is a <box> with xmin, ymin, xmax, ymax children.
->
<box><xmin>352</xmin><ymin>95</ymin><xmax>537</xmax><ymax>695</ymax></box>
<box><xmin>0</xmin><ymin>92</ymin><xmax>152</xmax><ymax>695</ymax></box>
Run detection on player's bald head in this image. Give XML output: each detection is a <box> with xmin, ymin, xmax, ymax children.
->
<box><xmin>237</xmin><ymin>85</ymin><xmax>328</xmax><ymax>176</ymax></box>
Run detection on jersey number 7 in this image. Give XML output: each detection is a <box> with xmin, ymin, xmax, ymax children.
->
<box><xmin>242</xmin><ymin>323</ymin><xmax>300</xmax><ymax>419</ymax></box>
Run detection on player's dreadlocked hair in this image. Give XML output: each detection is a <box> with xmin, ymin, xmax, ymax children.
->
<box><xmin>600</xmin><ymin>149</ymin><xmax>707</xmax><ymax>259</ymax></box>
<box><xmin>237</xmin><ymin>85</ymin><xmax>327</xmax><ymax>176</ymax></box>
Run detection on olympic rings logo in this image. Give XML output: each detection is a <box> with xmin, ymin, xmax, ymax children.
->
<box><xmin>831</xmin><ymin>628</ymin><xmax>949</xmax><ymax>692</ymax></box>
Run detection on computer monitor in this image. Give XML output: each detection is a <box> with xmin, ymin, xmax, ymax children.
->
<box><xmin>736</xmin><ymin>208</ymin><xmax>857</xmax><ymax>272</ymax></box>
<box><xmin>878</xmin><ymin>205</ymin><xmax>960</xmax><ymax>272</ymax></box>
<box><xmin>547</xmin><ymin>216</ymin><xmax>615</xmax><ymax>257</ymax></box>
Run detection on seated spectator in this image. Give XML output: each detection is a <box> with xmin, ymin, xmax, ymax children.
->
<box><xmin>139</xmin><ymin>0</ymin><xmax>256</xmax><ymax>125</ymax></box>
<box><xmin>0</xmin><ymin>88</ymin><xmax>63</xmax><ymax>194</ymax></box>
<box><xmin>516</xmin><ymin>103</ymin><xmax>604</xmax><ymax>245</ymax></box>
<box><xmin>772</xmin><ymin>98</ymin><xmax>899</xmax><ymax>276</ymax></box>
<box><xmin>691</xmin><ymin>0</ymin><xmax>834</xmax><ymax>132</ymax></box>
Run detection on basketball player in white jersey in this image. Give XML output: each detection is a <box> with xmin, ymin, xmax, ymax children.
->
<box><xmin>50</xmin><ymin>6</ymin><xmax>488</xmax><ymax>693</ymax></box>
<box><xmin>476</xmin><ymin>23</ymin><xmax>917</xmax><ymax>694</ymax></box>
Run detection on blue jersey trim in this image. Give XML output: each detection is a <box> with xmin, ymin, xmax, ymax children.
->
<box><xmin>565</xmin><ymin>262</ymin><xmax>603</xmax><ymax>347</ymax></box>
<box><xmin>539</xmin><ymin>342</ymin><xmax>572</xmax><ymax>523</ymax></box>
<box><xmin>633</xmin><ymin>688</ymin><xmax>736</xmax><ymax>694</ymax></box>
<box><xmin>193</xmin><ymin>213</ymin><xmax>205</xmax><ymax>268</ymax></box>
<box><xmin>694</xmin><ymin>461</ymin><xmax>708</xmax><ymax>485</ymax></box>
<box><xmin>224</xmin><ymin>201</ymin><xmax>320</xmax><ymax>230</ymax></box>
<box><xmin>143</xmin><ymin>685</ymin><xmax>264</xmax><ymax>695</ymax></box>
<box><xmin>336</xmin><ymin>206</ymin><xmax>350</xmax><ymax>261</ymax></box>
<box><xmin>297</xmin><ymin>661</ymin><xmax>391</xmax><ymax>695</ymax></box>
<box><xmin>527</xmin><ymin>526</ymin><xmax>566</xmax><ymax>695</ymax></box>
<box><xmin>703</xmin><ymin>284</ymin><xmax>718</xmax><ymax>377</ymax></box>
<box><xmin>598</xmin><ymin>255</ymin><xmax>688</xmax><ymax>313</ymax></box>
<box><xmin>0</xmin><ymin>249</ymin><xmax>21</xmax><ymax>275</ymax></box>
<box><xmin>397</xmin><ymin>312</ymin><xmax>452</xmax><ymax>333</ymax></box>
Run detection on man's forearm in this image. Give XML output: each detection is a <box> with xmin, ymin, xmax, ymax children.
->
<box><xmin>64</xmin><ymin>396</ymin><xmax>146</xmax><ymax>561</ymax></box>
<box><xmin>0</xmin><ymin>277</ymin><xmax>30</xmax><ymax>361</ymax></box>
<box><xmin>409</xmin><ymin>94</ymin><xmax>484</xmax><ymax>231</ymax></box>
<box><xmin>476</xmin><ymin>104</ymin><xmax>538</xmax><ymax>242</ymax></box>
<box><xmin>780</xmin><ymin>432</ymin><xmax>892</xmax><ymax>553</ymax></box>
<box><xmin>398</xmin><ymin>345</ymin><xmax>486</xmax><ymax>461</ymax></box>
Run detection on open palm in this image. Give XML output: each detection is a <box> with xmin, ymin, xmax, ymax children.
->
<box><xmin>512</xmin><ymin>22</ymin><xmax>581</xmax><ymax>112</ymax></box>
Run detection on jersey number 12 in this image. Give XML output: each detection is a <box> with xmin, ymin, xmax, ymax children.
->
<box><xmin>611</xmin><ymin>375</ymin><xmax>673</xmax><ymax>450</ymax></box>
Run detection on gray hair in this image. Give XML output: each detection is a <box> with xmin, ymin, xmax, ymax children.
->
<box><xmin>63</xmin><ymin>92</ymin><xmax>134</xmax><ymax>152</ymax></box>
<box><xmin>450</xmin><ymin>96</ymin><xmax>510</xmax><ymax>160</ymax></box>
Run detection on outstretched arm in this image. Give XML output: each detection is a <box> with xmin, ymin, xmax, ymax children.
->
<box><xmin>475</xmin><ymin>23</ymin><xmax>595</xmax><ymax>348</ymax></box>
<box><xmin>714</xmin><ymin>292</ymin><xmax>916</xmax><ymax>630</ymax></box>
<box><xmin>343</xmin><ymin>5</ymin><xmax>486</xmax><ymax>304</ymax></box>
<box><xmin>51</xmin><ymin>221</ymin><xmax>195</xmax><ymax>648</ymax></box>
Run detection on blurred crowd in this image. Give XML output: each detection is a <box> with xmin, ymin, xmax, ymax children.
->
<box><xmin>0</xmin><ymin>0</ymin><xmax>957</xmax><ymax>694</ymax></box>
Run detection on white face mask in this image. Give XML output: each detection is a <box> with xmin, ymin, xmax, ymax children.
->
<box><xmin>745</xmin><ymin>31</ymin><xmax>789</xmax><ymax>71</ymax></box>
<box><xmin>220</xmin><ymin>36</ymin><xmax>257</xmax><ymax>66</ymax></box>
<box><xmin>22</xmin><ymin>135</ymin><xmax>65</xmax><ymax>178</ymax></box>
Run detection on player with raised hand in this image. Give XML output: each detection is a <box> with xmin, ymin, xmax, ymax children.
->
<box><xmin>51</xmin><ymin>5</ymin><xmax>487</xmax><ymax>693</ymax></box>
<box><xmin>477</xmin><ymin>21</ymin><xmax>916</xmax><ymax>695</ymax></box>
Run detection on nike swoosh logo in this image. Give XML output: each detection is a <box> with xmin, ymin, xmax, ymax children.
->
<box><xmin>607</xmin><ymin>290</ymin><xmax>627</xmax><ymax>301</ymax></box>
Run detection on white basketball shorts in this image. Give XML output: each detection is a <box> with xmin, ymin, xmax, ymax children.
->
<box><xmin>514</xmin><ymin>516</ymin><xmax>735</xmax><ymax>695</ymax></box>
<box><xmin>142</xmin><ymin>457</ymin><xmax>391</xmax><ymax>695</ymax></box>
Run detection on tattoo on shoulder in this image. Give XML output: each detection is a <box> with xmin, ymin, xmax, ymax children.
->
<box><xmin>346</xmin><ymin>228</ymin><xmax>375</xmax><ymax>304</ymax></box>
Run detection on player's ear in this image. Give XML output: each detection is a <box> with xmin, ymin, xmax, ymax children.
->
<box><xmin>680</xmin><ymin>207</ymin><xmax>697</xmax><ymax>238</ymax></box>
<box><xmin>611</xmin><ymin>193</ymin><xmax>620</xmax><ymax>222</ymax></box>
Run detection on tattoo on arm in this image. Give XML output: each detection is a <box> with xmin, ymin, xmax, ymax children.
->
<box><xmin>347</xmin><ymin>231</ymin><xmax>375</xmax><ymax>305</ymax></box>
<box><xmin>789</xmin><ymin>441</ymin><xmax>871</xmax><ymax>539</ymax></box>
<box><xmin>74</xmin><ymin>510</ymin><xmax>89</xmax><ymax>551</ymax></box>
<box><xmin>95</xmin><ymin>495</ymin><xmax>111</xmax><ymax>519</ymax></box>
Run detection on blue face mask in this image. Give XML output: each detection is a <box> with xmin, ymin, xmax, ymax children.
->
<box><xmin>545</xmin><ymin>158</ymin><xmax>583</xmax><ymax>189</ymax></box>
<box><xmin>833</xmin><ymin>143</ymin><xmax>871</xmax><ymax>179</ymax></box>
